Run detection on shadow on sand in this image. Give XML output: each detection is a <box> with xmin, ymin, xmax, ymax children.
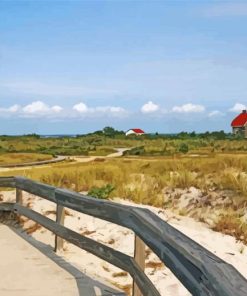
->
<box><xmin>8</xmin><ymin>224</ymin><xmax>126</xmax><ymax>296</ymax></box>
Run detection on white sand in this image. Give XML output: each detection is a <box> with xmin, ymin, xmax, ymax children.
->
<box><xmin>1</xmin><ymin>191</ymin><xmax>247</xmax><ymax>296</ymax></box>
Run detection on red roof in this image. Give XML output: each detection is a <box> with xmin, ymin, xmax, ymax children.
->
<box><xmin>130</xmin><ymin>128</ymin><xmax>145</xmax><ymax>134</ymax></box>
<box><xmin>231</xmin><ymin>111</ymin><xmax>247</xmax><ymax>127</ymax></box>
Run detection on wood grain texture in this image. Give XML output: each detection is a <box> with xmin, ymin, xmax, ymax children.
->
<box><xmin>16</xmin><ymin>188</ymin><xmax>23</xmax><ymax>204</ymax></box>
<box><xmin>54</xmin><ymin>204</ymin><xmax>65</xmax><ymax>252</ymax></box>
<box><xmin>0</xmin><ymin>176</ymin><xmax>15</xmax><ymax>188</ymax></box>
<box><xmin>0</xmin><ymin>202</ymin><xmax>14</xmax><ymax>211</ymax></box>
<box><xmin>15</xmin><ymin>176</ymin><xmax>56</xmax><ymax>203</ymax></box>
<box><xmin>133</xmin><ymin>236</ymin><xmax>145</xmax><ymax>296</ymax></box>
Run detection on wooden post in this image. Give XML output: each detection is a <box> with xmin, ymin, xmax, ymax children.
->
<box><xmin>15</xmin><ymin>188</ymin><xmax>23</xmax><ymax>221</ymax></box>
<box><xmin>16</xmin><ymin>188</ymin><xmax>23</xmax><ymax>204</ymax></box>
<box><xmin>133</xmin><ymin>235</ymin><xmax>145</xmax><ymax>296</ymax></box>
<box><xmin>54</xmin><ymin>204</ymin><xmax>65</xmax><ymax>252</ymax></box>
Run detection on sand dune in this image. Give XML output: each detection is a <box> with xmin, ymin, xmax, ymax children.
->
<box><xmin>1</xmin><ymin>191</ymin><xmax>247</xmax><ymax>295</ymax></box>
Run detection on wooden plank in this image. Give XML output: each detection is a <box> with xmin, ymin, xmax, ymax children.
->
<box><xmin>15</xmin><ymin>176</ymin><xmax>56</xmax><ymax>203</ymax></box>
<box><xmin>55</xmin><ymin>188</ymin><xmax>136</xmax><ymax>227</ymax></box>
<box><xmin>133</xmin><ymin>236</ymin><xmax>145</xmax><ymax>296</ymax></box>
<box><xmin>0</xmin><ymin>176</ymin><xmax>16</xmax><ymax>188</ymax></box>
<box><xmin>54</xmin><ymin>204</ymin><xmax>65</xmax><ymax>252</ymax></box>
<box><xmin>131</xmin><ymin>208</ymin><xmax>247</xmax><ymax>296</ymax></box>
<box><xmin>0</xmin><ymin>202</ymin><xmax>14</xmax><ymax>211</ymax></box>
<box><xmin>14</xmin><ymin>204</ymin><xmax>160</xmax><ymax>296</ymax></box>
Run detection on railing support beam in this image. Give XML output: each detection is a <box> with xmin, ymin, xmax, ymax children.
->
<box><xmin>16</xmin><ymin>188</ymin><xmax>23</xmax><ymax>204</ymax></box>
<box><xmin>54</xmin><ymin>204</ymin><xmax>65</xmax><ymax>252</ymax></box>
<box><xmin>133</xmin><ymin>235</ymin><xmax>145</xmax><ymax>296</ymax></box>
<box><xmin>15</xmin><ymin>188</ymin><xmax>23</xmax><ymax>222</ymax></box>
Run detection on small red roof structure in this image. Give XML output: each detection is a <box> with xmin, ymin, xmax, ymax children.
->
<box><xmin>132</xmin><ymin>128</ymin><xmax>145</xmax><ymax>134</ymax></box>
<box><xmin>231</xmin><ymin>110</ymin><xmax>247</xmax><ymax>127</ymax></box>
<box><xmin>126</xmin><ymin>128</ymin><xmax>145</xmax><ymax>136</ymax></box>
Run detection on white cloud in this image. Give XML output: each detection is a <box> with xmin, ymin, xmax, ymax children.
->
<box><xmin>0</xmin><ymin>101</ymin><xmax>128</xmax><ymax>119</ymax></box>
<box><xmin>73</xmin><ymin>102</ymin><xmax>89</xmax><ymax>113</ymax></box>
<box><xmin>109</xmin><ymin>106</ymin><xmax>125</xmax><ymax>113</ymax></box>
<box><xmin>0</xmin><ymin>104</ymin><xmax>21</xmax><ymax>117</ymax></box>
<box><xmin>0</xmin><ymin>104</ymin><xmax>21</xmax><ymax>113</ymax></box>
<box><xmin>95</xmin><ymin>106</ymin><xmax>126</xmax><ymax>113</ymax></box>
<box><xmin>141</xmin><ymin>101</ymin><xmax>159</xmax><ymax>114</ymax></box>
<box><xmin>51</xmin><ymin>105</ymin><xmax>63</xmax><ymax>113</ymax></box>
<box><xmin>172</xmin><ymin>103</ymin><xmax>205</xmax><ymax>113</ymax></box>
<box><xmin>95</xmin><ymin>106</ymin><xmax>128</xmax><ymax>118</ymax></box>
<box><xmin>73</xmin><ymin>102</ymin><xmax>128</xmax><ymax>118</ymax></box>
<box><xmin>20</xmin><ymin>101</ymin><xmax>63</xmax><ymax>117</ymax></box>
<box><xmin>8</xmin><ymin>104</ymin><xmax>20</xmax><ymax>113</ymax></box>
<box><xmin>208</xmin><ymin>110</ymin><xmax>225</xmax><ymax>117</ymax></box>
<box><xmin>229</xmin><ymin>103</ymin><xmax>246</xmax><ymax>113</ymax></box>
<box><xmin>22</xmin><ymin>101</ymin><xmax>50</xmax><ymax>114</ymax></box>
<box><xmin>72</xmin><ymin>102</ymin><xmax>127</xmax><ymax>118</ymax></box>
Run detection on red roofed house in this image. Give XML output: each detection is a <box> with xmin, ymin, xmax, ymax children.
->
<box><xmin>231</xmin><ymin>110</ymin><xmax>247</xmax><ymax>137</ymax></box>
<box><xmin>125</xmin><ymin>128</ymin><xmax>145</xmax><ymax>136</ymax></box>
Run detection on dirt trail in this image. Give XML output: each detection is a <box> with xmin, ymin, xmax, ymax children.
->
<box><xmin>0</xmin><ymin>148</ymin><xmax>130</xmax><ymax>173</ymax></box>
<box><xmin>69</xmin><ymin>148</ymin><xmax>130</xmax><ymax>163</ymax></box>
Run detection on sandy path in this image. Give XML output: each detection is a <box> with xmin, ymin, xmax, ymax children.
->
<box><xmin>0</xmin><ymin>148</ymin><xmax>130</xmax><ymax>173</ymax></box>
<box><xmin>69</xmin><ymin>148</ymin><xmax>130</xmax><ymax>163</ymax></box>
<box><xmin>0</xmin><ymin>155</ymin><xmax>66</xmax><ymax>169</ymax></box>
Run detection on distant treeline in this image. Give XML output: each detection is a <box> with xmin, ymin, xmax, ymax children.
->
<box><xmin>0</xmin><ymin>128</ymin><xmax>238</xmax><ymax>141</ymax></box>
<box><xmin>78</xmin><ymin>127</ymin><xmax>235</xmax><ymax>140</ymax></box>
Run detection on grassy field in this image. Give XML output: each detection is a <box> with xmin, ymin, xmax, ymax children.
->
<box><xmin>0</xmin><ymin>132</ymin><xmax>247</xmax><ymax>244</ymax></box>
<box><xmin>1</xmin><ymin>132</ymin><xmax>247</xmax><ymax>157</ymax></box>
<box><xmin>0</xmin><ymin>153</ymin><xmax>53</xmax><ymax>165</ymax></box>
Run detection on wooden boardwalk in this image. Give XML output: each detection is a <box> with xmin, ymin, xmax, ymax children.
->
<box><xmin>0</xmin><ymin>224</ymin><xmax>125</xmax><ymax>296</ymax></box>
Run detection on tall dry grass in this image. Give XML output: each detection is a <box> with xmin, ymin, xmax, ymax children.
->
<box><xmin>1</xmin><ymin>154</ymin><xmax>247</xmax><ymax>243</ymax></box>
<box><xmin>1</xmin><ymin>154</ymin><xmax>247</xmax><ymax>206</ymax></box>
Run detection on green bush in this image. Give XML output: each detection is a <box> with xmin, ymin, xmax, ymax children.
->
<box><xmin>123</xmin><ymin>146</ymin><xmax>145</xmax><ymax>156</ymax></box>
<box><xmin>178</xmin><ymin>143</ymin><xmax>189</xmax><ymax>154</ymax></box>
<box><xmin>88</xmin><ymin>184</ymin><xmax>115</xmax><ymax>199</ymax></box>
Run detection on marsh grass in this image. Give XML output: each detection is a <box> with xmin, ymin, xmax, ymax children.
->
<box><xmin>216</xmin><ymin>169</ymin><xmax>247</xmax><ymax>197</ymax></box>
<box><xmin>0</xmin><ymin>153</ymin><xmax>52</xmax><ymax>165</ymax></box>
<box><xmin>213</xmin><ymin>213</ymin><xmax>247</xmax><ymax>244</ymax></box>
<box><xmin>2</xmin><ymin>153</ymin><xmax>247</xmax><ymax>243</ymax></box>
<box><xmin>2</xmin><ymin>154</ymin><xmax>247</xmax><ymax>205</ymax></box>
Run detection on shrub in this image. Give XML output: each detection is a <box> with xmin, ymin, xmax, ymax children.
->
<box><xmin>123</xmin><ymin>146</ymin><xmax>145</xmax><ymax>156</ymax></box>
<box><xmin>178</xmin><ymin>143</ymin><xmax>189</xmax><ymax>154</ymax></box>
<box><xmin>213</xmin><ymin>213</ymin><xmax>247</xmax><ymax>244</ymax></box>
<box><xmin>88</xmin><ymin>184</ymin><xmax>115</xmax><ymax>199</ymax></box>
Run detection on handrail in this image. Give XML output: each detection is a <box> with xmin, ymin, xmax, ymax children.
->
<box><xmin>0</xmin><ymin>176</ymin><xmax>247</xmax><ymax>296</ymax></box>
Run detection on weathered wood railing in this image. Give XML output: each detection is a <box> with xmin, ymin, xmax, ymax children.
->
<box><xmin>0</xmin><ymin>176</ymin><xmax>247</xmax><ymax>296</ymax></box>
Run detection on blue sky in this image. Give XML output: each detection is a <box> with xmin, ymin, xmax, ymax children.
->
<box><xmin>1</xmin><ymin>1</ymin><xmax>247</xmax><ymax>134</ymax></box>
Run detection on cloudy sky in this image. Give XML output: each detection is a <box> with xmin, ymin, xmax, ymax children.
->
<box><xmin>1</xmin><ymin>1</ymin><xmax>247</xmax><ymax>134</ymax></box>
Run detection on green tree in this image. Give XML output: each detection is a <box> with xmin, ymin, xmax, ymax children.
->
<box><xmin>103</xmin><ymin>126</ymin><xmax>116</xmax><ymax>137</ymax></box>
